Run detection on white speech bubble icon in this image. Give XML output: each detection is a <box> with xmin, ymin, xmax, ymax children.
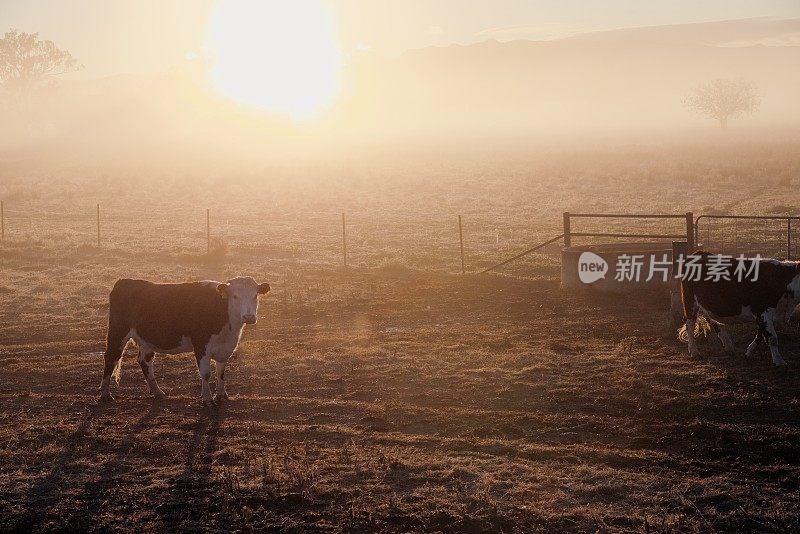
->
<box><xmin>578</xmin><ymin>251</ymin><xmax>608</xmax><ymax>284</ymax></box>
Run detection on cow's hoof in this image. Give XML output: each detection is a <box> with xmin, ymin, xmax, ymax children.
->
<box><xmin>202</xmin><ymin>397</ymin><xmax>217</xmax><ymax>408</ymax></box>
<box><xmin>152</xmin><ymin>390</ymin><xmax>167</xmax><ymax>400</ymax></box>
<box><xmin>689</xmin><ymin>349</ymin><xmax>701</xmax><ymax>358</ymax></box>
<box><xmin>214</xmin><ymin>393</ymin><xmax>228</xmax><ymax>403</ymax></box>
<box><xmin>99</xmin><ymin>393</ymin><xmax>114</xmax><ymax>403</ymax></box>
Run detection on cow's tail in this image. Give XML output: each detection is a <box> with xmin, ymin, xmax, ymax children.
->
<box><xmin>111</xmin><ymin>348</ymin><xmax>125</xmax><ymax>386</ymax></box>
<box><xmin>676</xmin><ymin>278</ymin><xmax>711</xmax><ymax>342</ymax></box>
<box><xmin>105</xmin><ymin>279</ymin><xmax>137</xmax><ymax>387</ymax></box>
<box><xmin>110</xmin><ymin>339</ymin><xmax>133</xmax><ymax>386</ymax></box>
<box><xmin>677</xmin><ymin>314</ymin><xmax>710</xmax><ymax>342</ymax></box>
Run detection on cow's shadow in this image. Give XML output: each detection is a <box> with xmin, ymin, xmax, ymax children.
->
<box><xmin>17</xmin><ymin>401</ymin><xmax>111</xmax><ymax>532</ymax></box>
<box><xmin>694</xmin><ymin>322</ymin><xmax>800</xmax><ymax>365</ymax></box>
<box><xmin>16</xmin><ymin>393</ymin><xmax>229</xmax><ymax>532</ymax></box>
<box><xmin>151</xmin><ymin>401</ymin><xmax>229</xmax><ymax>528</ymax></box>
<box><xmin>74</xmin><ymin>397</ymin><xmax>174</xmax><ymax>530</ymax></box>
<box><xmin>675</xmin><ymin>329</ymin><xmax>800</xmax><ymax>467</ymax></box>
<box><xmin>187</xmin><ymin>402</ymin><xmax>227</xmax><ymax>472</ymax></box>
<box><xmin>130</xmin><ymin>396</ymin><xmax>168</xmax><ymax>433</ymax></box>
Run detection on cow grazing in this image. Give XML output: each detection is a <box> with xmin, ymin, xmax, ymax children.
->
<box><xmin>680</xmin><ymin>252</ymin><xmax>800</xmax><ymax>366</ymax></box>
<box><xmin>100</xmin><ymin>277</ymin><xmax>271</xmax><ymax>405</ymax></box>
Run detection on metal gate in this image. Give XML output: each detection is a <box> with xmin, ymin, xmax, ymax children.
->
<box><xmin>694</xmin><ymin>215</ymin><xmax>800</xmax><ymax>260</ymax></box>
<box><xmin>563</xmin><ymin>212</ymin><xmax>694</xmax><ymax>248</ymax></box>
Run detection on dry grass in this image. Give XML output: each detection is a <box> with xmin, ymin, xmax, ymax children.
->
<box><xmin>2</xmin><ymin>141</ymin><xmax>800</xmax><ymax>531</ymax></box>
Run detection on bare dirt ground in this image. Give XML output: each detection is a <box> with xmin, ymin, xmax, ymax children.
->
<box><xmin>2</xmin><ymin>142</ymin><xmax>800</xmax><ymax>532</ymax></box>
<box><xmin>2</xmin><ymin>264</ymin><xmax>800</xmax><ymax>532</ymax></box>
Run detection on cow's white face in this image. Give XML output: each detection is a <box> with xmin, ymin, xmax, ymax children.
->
<box><xmin>217</xmin><ymin>277</ymin><xmax>271</xmax><ymax>325</ymax></box>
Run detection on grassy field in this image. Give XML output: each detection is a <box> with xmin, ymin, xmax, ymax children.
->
<box><xmin>2</xmin><ymin>140</ymin><xmax>800</xmax><ymax>531</ymax></box>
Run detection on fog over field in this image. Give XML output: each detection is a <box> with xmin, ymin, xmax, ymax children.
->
<box><xmin>2</xmin><ymin>16</ymin><xmax>799</xmax><ymax>167</ymax></box>
<box><xmin>2</xmin><ymin>2</ymin><xmax>800</xmax><ymax>532</ymax></box>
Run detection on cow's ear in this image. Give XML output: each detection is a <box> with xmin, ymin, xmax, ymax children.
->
<box><xmin>217</xmin><ymin>283</ymin><xmax>229</xmax><ymax>297</ymax></box>
<box><xmin>258</xmin><ymin>282</ymin><xmax>271</xmax><ymax>294</ymax></box>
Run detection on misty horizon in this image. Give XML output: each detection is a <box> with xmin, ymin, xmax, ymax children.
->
<box><xmin>1</xmin><ymin>14</ymin><xmax>800</xmax><ymax>167</ymax></box>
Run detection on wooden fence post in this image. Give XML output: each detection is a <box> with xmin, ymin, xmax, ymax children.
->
<box><xmin>96</xmin><ymin>203</ymin><xmax>101</xmax><ymax>247</ymax></box>
<box><xmin>458</xmin><ymin>215</ymin><xmax>465</xmax><ymax>274</ymax></box>
<box><xmin>788</xmin><ymin>218</ymin><xmax>792</xmax><ymax>260</ymax></box>
<box><xmin>563</xmin><ymin>212</ymin><xmax>571</xmax><ymax>247</ymax></box>
<box><xmin>342</xmin><ymin>212</ymin><xmax>347</xmax><ymax>268</ymax></box>
<box><xmin>685</xmin><ymin>212</ymin><xmax>694</xmax><ymax>251</ymax></box>
<box><xmin>670</xmin><ymin>240</ymin><xmax>689</xmax><ymax>325</ymax></box>
<box><xmin>206</xmin><ymin>208</ymin><xmax>211</xmax><ymax>254</ymax></box>
<box><xmin>672</xmin><ymin>241</ymin><xmax>688</xmax><ymax>279</ymax></box>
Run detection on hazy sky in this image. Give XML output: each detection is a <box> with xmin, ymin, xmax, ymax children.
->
<box><xmin>1</xmin><ymin>0</ymin><xmax>799</xmax><ymax>79</ymax></box>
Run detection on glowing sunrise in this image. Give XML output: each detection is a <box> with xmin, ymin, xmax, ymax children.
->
<box><xmin>208</xmin><ymin>0</ymin><xmax>342</xmax><ymax>119</ymax></box>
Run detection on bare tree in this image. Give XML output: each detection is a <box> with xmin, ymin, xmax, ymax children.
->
<box><xmin>0</xmin><ymin>29</ymin><xmax>80</xmax><ymax>96</ymax></box>
<box><xmin>684</xmin><ymin>79</ymin><xmax>760</xmax><ymax>130</ymax></box>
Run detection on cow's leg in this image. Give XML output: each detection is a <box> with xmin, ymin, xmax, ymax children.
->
<box><xmin>195</xmin><ymin>349</ymin><xmax>214</xmax><ymax>406</ymax></box>
<box><xmin>685</xmin><ymin>317</ymin><xmax>700</xmax><ymax>357</ymax></box>
<box><xmin>138</xmin><ymin>349</ymin><xmax>165</xmax><ymax>399</ymax></box>
<box><xmin>214</xmin><ymin>359</ymin><xmax>229</xmax><ymax>402</ymax></box>
<box><xmin>100</xmin><ymin>345</ymin><xmax>124</xmax><ymax>401</ymax></box>
<box><xmin>761</xmin><ymin>311</ymin><xmax>787</xmax><ymax>367</ymax></box>
<box><xmin>684</xmin><ymin>309</ymin><xmax>702</xmax><ymax>358</ymax></box>
<box><xmin>710</xmin><ymin>322</ymin><xmax>735</xmax><ymax>355</ymax></box>
<box><xmin>746</xmin><ymin>327</ymin><xmax>766</xmax><ymax>358</ymax></box>
<box><xmin>681</xmin><ymin>282</ymin><xmax>701</xmax><ymax>358</ymax></box>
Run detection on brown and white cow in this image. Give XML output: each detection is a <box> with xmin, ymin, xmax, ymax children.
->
<box><xmin>680</xmin><ymin>252</ymin><xmax>800</xmax><ymax>366</ymax></box>
<box><xmin>100</xmin><ymin>277</ymin><xmax>271</xmax><ymax>404</ymax></box>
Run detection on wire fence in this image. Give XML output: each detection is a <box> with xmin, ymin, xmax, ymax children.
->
<box><xmin>1</xmin><ymin>200</ymin><xmax>797</xmax><ymax>277</ymax></box>
<box><xmin>0</xmin><ymin>199</ymin><xmax>565</xmax><ymax>276</ymax></box>
<box><xmin>695</xmin><ymin>215</ymin><xmax>800</xmax><ymax>260</ymax></box>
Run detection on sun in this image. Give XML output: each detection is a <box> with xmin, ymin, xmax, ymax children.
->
<box><xmin>208</xmin><ymin>0</ymin><xmax>342</xmax><ymax>120</ymax></box>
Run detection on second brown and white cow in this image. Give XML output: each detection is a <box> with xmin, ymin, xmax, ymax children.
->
<box><xmin>100</xmin><ymin>277</ymin><xmax>271</xmax><ymax>405</ymax></box>
<box><xmin>680</xmin><ymin>252</ymin><xmax>800</xmax><ymax>366</ymax></box>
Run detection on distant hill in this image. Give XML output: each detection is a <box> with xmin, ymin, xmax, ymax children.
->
<box><xmin>568</xmin><ymin>17</ymin><xmax>800</xmax><ymax>45</ymax></box>
<box><xmin>341</xmin><ymin>18</ymin><xmax>800</xmax><ymax>136</ymax></box>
